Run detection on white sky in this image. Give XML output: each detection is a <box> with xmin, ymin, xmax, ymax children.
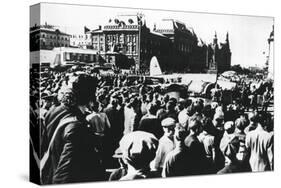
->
<box><xmin>32</xmin><ymin>3</ymin><xmax>274</xmax><ymax>68</ymax></box>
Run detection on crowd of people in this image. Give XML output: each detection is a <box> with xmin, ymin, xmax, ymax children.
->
<box><xmin>29</xmin><ymin>65</ymin><xmax>274</xmax><ymax>184</ymax></box>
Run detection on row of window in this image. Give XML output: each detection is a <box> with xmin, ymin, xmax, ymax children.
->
<box><xmin>141</xmin><ymin>48</ymin><xmax>161</xmax><ymax>55</ymax></box>
<box><xmin>91</xmin><ymin>42</ymin><xmax>164</xmax><ymax>56</ymax></box>
<box><xmin>104</xmin><ymin>25</ymin><xmax>138</xmax><ymax>30</ymax></box>
<box><xmin>105</xmin><ymin>34</ymin><xmax>137</xmax><ymax>43</ymax></box>
<box><xmin>41</xmin><ymin>33</ymin><xmax>69</xmax><ymax>41</ymax></box>
<box><xmin>143</xmin><ymin>40</ymin><xmax>162</xmax><ymax>47</ymax></box>
<box><xmin>93</xmin><ymin>36</ymin><xmax>104</xmax><ymax>42</ymax></box>
<box><xmin>105</xmin><ymin>44</ymin><xmax>137</xmax><ymax>53</ymax></box>
<box><xmin>156</xmin><ymin>29</ymin><xmax>174</xmax><ymax>33</ymax></box>
<box><xmin>70</xmin><ymin>35</ymin><xmax>91</xmax><ymax>40</ymax></box>
<box><xmin>71</xmin><ymin>41</ymin><xmax>91</xmax><ymax>46</ymax></box>
<box><xmin>48</xmin><ymin>42</ymin><xmax>69</xmax><ymax>47</ymax></box>
<box><xmin>64</xmin><ymin>52</ymin><xmax>97</xmax><ymax>62</ymax></box>
<box><xmin>40</xmin><ymin>41</ymin><xmax>69</xmax><ymax>48</ymax></box>
<box><xmin>93</xmin><ymin>44</ymin><xmax>104</xmax><ymax>51</ymax></box>
<box><xmin>177</xmin><ymin>43</ymin><xmax>192</xmax><ymax>53</ymax></box>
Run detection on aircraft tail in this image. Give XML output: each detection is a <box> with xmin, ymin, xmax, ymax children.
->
<box><xmin>150</xmin><ymin>56</ymin><xmax>162</xmax><ymax>76</ymax></box>
<box><xmin>53</xmin><ymin>54</ymin><xmax>61</xmax><ymax>67</ymax></box>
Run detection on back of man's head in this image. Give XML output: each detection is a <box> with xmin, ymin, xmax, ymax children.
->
<box><xmin>174</xmin><ymin>125</ymin><xmax>188</xmax><ymax>142</ymax></box>
<box><xmin>166</xmin><ymin>101</ymin><xmax>176</xmax><ymax>111</ymax></box>
<box><xmin>248</xmin><ymin>112</ymin><xmax>259</xmax><ymax>123</ymax></box>
<box><xmin>224</xmin><ymin>121</ymin><xmax>235</xmax><ymax>134</ymax></box>
<box><xmin>193</xmin><ymin>102</ymin><xmax>203</xmax><ymax>114</ymax></box>
<box><xmin>147</xmin><ymin>102</ymin><xmax>158</xmax><ymax>115</ymax></box>
<box><xmin>189</xmin><ymin>118</ymin><xmax>202</xmax><ymax>133</ymax></box>
<box><xmin>235</xmin><ymin>117</ymin><xmax>247</xmax><ymax>131</ymax></box>
<box><xmin>110</xmin><ymin>98</ymin><xmax>118</xmax><ymax>108</ymax></box>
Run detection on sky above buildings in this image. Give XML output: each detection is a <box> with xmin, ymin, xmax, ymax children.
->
<box><xmin>32</xmin><ymin>3</ymin><xmax>274</xmax><ymax>68</ymax></box>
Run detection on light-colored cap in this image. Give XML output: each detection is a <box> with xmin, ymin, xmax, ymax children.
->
<box><xmin>224</xmin><ymin>121</ymin><xmax>234</xmax><ymax>131</ymax></box>
<box><xmin>161</xmin><ymin>117</ymin><xmax>176</xmax><ymax>127</ymax></box>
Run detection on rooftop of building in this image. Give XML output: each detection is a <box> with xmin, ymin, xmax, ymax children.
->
<box><xmin>149</xmin><ymin>30</ymin><xmax>169</xmax><ymax>39</ymax></box>
<box><xmin>106</xmin><ymin>14</ymin><xmax>140</xmax><ymax>26</ymax></box>
<box><xmin>30</xmin><ymin>23</ymin><xmax>71</xmax><ymax>36</ymax></box>
<box><xmin>91</xmin><ymin>29</ymin><xmax>103</xmax><ymax>34</ymax></box>
<box><xmin>154</xmin><ymin>19</ymin><xmax>196</xmax><ymax>36</ymax></box>
<box><xmin>103</xmin><ymin>14</ymin><xmax>146</xmax><ymax>31</ymax></box>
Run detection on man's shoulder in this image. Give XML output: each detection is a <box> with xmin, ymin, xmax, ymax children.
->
<box><xmin>185</xmin><ymin>135</ymin><xmax>197</xmax><ymax>142</ymax></box>
<box><xmin>159</xmin><ymin>136</ymin><xmax>172</xmax><ymax>143</ymax></box>
<box><xmin>63</xmin><ymin>117</ymin><xmax>84</xmax><ymax>133</ymax></box>
<box><xmin>261</xmin><ymin>130</ymin><xmax>273</xmax><ymax>141</ymax></box>
<box><xmin>45</xmin><ymin>105</ymin><xmax>68</xmax><ymax>120</ymax></box>
<box><xmin>164</xmin><ymin>149</ymin><xmax>178</xmax><ymax>162</ymax></box>
<box><xmin>246</xmin><ymin>128</ymin><xmax>269</xmax><ymax>140</ymax></box>
<box><xmin>184</xmin><ymin>135</ymin><xmax>199</xmax><ymax>146</ymax></box>
<box><xmin>178</xmin><ymin>109</ymin><xmax>186</xmax><ymax>116</ymax></box>
<box><xmin>104</xmin><ymin>106</ymin><xmax>114</xmax><ymax>112</ymax></box>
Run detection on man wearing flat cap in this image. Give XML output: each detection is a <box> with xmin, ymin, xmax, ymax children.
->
<box><xmin>220</xmin><ymin>121</ymin><xmax>236</xmax><ymax>156</ymax></box>
<box><xmin>109</xmin><ymin>147</ymin><xmax>127</xmax><ymax>181</ymax></box>
<box><xmin>162</xmin><ymin>125</ymin><xmax>189</xmax><ymax>177</ymax></box>
<box><xmin>118</xmin><ymin>131</ymin><xmax>159</xmax><ymax>180</ymax></box>
<box><xmin>217</xmin><ymin>135</ymin><xmax>241</xmax><ymax>174</ymax></box>
<box><xmin>40</xmin><ymin>91</ymin><xmax>55</xmax><ymax>119</ymax></box>
<box><xmin>152</xmin><ymin>117</ymin><xmax>176</xmax><ymax>173</ymax></box>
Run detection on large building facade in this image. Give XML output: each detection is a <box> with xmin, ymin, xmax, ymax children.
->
<box><xmin>30</xmin><ymin>16</ymin><xmax>231</xmax><ymax>73</ymax></box>
<box><xmin>90</xmin><ymin>14</ymin><xmax>171</xmax><ymax>73</ymax></box>
<box><xmin>69</xmin><ymin>27</ymin><xmax>93</xmax><ymax>49</ymax></box>
<box><xmin>89</xmin><ymin>14</ymin><xmax>231</xmax><ymax>73</ymax></box>
<box><xmin>153</xmin><ymin>19</ymin><xmax>198</xmax><ymax>72</ymax></box>
<box><xmin>30</xmin><ymin>23</ymin><xmax>70</xmax><ymax>51</ymax></box>
<box><xmin>206</xmin><ymin>32</ymin><xmax>231</xmax><ymax>73</ymax></box>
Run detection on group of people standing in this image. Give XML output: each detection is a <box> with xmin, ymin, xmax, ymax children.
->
<box><xmin>29</xmin><ymin>66</ymin><xmax>274</xmax><ymax>184</ymax></box>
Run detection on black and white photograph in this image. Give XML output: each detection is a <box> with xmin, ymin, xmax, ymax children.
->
<box><xmin>29</xmin><ymin>2</ymin><xmax>274</xmax><ymax>185</ymax></box>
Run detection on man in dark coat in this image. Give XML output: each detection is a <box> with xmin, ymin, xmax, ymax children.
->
<box><xmin>138</xmin><ymin>102</ymin><xmax>164</xmax><ymax>139</ymax></box>
<box><xmin>162</xmin><ymin>126</ymin><xmax>189</xmax><ymax>177</ymax></box>
<box><xmin>104</xmin><ymin>97</ymin><xmax>124</xmax><ymax>145</ymax></box>
<box><xmin>184</xmin><ymin>118</ymin><xmax>207</xmax><ymax>175</ymax></box>
<box><xmin>41</xmin><ymin>74</ymin><xmax>106</xmax><ymax>184</ymax></box>
<box><xmin>41</xmin><ymin>104</ymin><xmax>73</xmax><ymax>157</ymax></box>
<box><xmin>48</xmin><ymin>110</ymin><xmax>105</xmax><ymax>183</ymax></box>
